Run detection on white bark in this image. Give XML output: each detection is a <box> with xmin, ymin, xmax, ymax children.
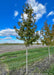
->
<box><xmin>26</xmin><ymin>47</ymin><xmax>28</xmax><ymax>75</ymax></box>
<box><xmin>48</xmin><ymin>46</ymin><xmax>50</xmax><ymax>62</ymax></box>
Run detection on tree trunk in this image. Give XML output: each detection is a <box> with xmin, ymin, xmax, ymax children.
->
<box><xmin>48</xmin><ymin>46</ymin><xmax>50</xmax><ymax>62</ymax></box>
<box><xmin>26</xmin><ymin>46</ymin><xmax>28</xmax><ymax>75</ymax></box>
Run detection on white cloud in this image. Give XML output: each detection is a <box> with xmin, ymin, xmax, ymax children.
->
<box><xmin>0</xmin><ymin>29</ymin><xmax>42</xmax><ymax>43</ymax></box>
<box><xmin>36</xmin><ymin>14</ymin><xmax>42</xmax><ymax>20</ymax></box>
<box><xmin>47</xmin><ymin>11</ymin><xmax>54</xmax><ymax>17</ymax></box>
<box><xmin>52</xmin><ymin>19</ymin><xmax>54</xmax><ymax>22</ymax></box>
<box><xmin>19</xmin><ymin>13</ymin><xmax>28</xmax><ymax>21</ymax></box>
<box><xmin>19</xmin><ymin>0</ymin><xmax>46</xmax><ymax>21</ymax></box>
<box><xmin>14</xmin><ymin>11</ymin><xmax>18</xmax><ymax>17</ymax></box>
<box><xmin>0</xmin><ymin>37</ymin><xmax>12</xmax><ymax>40</ymax></box>
<box><xmin>35</xmin><ymin>31</ymin><xmax>43</xmax><ymax>43</ymax></box>
<box><xmin>27</xmin><ymin>0</ymin><xmax>46</xmax><ymax>20</ymax></box>
<box><xmin>0</xmin><ymin>39</ymin><xmax>24</xmax><ymax>43</ymax></box>
<box><xmin>5</xmin><ymin>39</ymin><xmax>24</xmax><ymax>43</ymax></box>
<box><xmin>4</xmin><ymin>37</ymin><xmax>12</xmax><ymax>40</ymax></box>
<box><xmin>19</xmin><ymin>19</ymin><xmax>22</xmax><ymax>22</ymax></box>
<box><xmin>0</xmin><ymin>28</ymin><xmax>17</xmax><ymax>37</ymax></box>
<box><xmin>23</xmin><ymin>13</ymin><xmax>28</xmax><ymax>20</ymax></box>
<box><xmin>0</xmin><ymin>29</ymin><xmax>24</xmax><ymax>43</ymax></box>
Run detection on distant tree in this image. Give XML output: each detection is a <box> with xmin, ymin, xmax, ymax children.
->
<box><xmin>14</xmin><ymin>4</ymin><xmax>39</xmax><ymax>74</ymax></box>
<box><xmin>41</xmin><ymin>21</ymin><xmax>53</xmax><ymax>62</ymax></box>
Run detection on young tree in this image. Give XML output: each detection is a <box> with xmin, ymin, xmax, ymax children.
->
<box><xmin>14</xmin><ymin>4</ymin><xmax>39</xmax><ymax>74</ymax></box>
<box><xmin>41</xmin><ymin>21</ymin><xmax>53</xmax><ymax>62</ymax></box>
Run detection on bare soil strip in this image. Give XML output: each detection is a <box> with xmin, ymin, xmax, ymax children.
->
<box><xmin>0</xmin><ymin>45</ymin><xmax>46</xmax><ymax>54</ymax></box>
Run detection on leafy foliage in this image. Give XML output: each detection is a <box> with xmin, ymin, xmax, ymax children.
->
<box><xmin>41</xmin><ymin>21</ymin><xmax>54</xmax><ymax>46</ymax></box>
<box><xmin>14</xmin><ymin>4</ymin><xmax>39</xmax><ymax>47</ymax></box>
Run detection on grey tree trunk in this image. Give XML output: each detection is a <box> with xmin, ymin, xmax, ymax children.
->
<box><xmin>48</xmin><ymin>46</ymin><xmax>50</xmax><ymax>62</ymax></box>
<box><xmin>26</xmin><ymin>47</ymin><xmax>28</xmax><ymax>75</ymax></box>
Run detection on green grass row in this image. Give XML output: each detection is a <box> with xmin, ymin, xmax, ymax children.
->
<box><xmin>0</xmin><ymin>47</ymin><xmax>54</xmax><ymax>70</ymax></box>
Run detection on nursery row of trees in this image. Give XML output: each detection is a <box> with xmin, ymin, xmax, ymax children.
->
<box><xmin>41</xmin><ymin>21</ymin><xmax>54</xmax><ymax>46</ymax></box>
<box><xmin>41</xmin><ymin>21</ymin><xmax>54</xmax><ymax>62</ymax></box>
<box><xmin>14</xmin><ymin>3</ymin><xmax>54</xmax><ymax>74</ymax></box>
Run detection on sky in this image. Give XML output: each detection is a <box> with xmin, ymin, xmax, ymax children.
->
<box><xmin>0</xmin><ymin>0</ymin><xmax>54</xmax><ymax>43</ymax></box>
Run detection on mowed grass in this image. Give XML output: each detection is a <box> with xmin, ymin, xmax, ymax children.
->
<box><xmin>0</xmin><ymin>47</ymin><xmax>54</xmax><ymax>70</ymax></box>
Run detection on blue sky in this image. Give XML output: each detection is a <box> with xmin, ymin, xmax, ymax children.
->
<box><xmin>0</xmin><ymin>0</ymin><xmax>54</xmax><ymax>43</ymax></box>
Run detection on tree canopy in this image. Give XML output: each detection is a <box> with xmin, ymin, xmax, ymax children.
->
<box><xmin>14</xmin><ymin>4</ymin><xmax>39</xmax><ymax>47</ymax></box>
<box><xmin>41</xmin><ymin>21</ymin><xmax>54</xmax><ymax>46</ymax></box>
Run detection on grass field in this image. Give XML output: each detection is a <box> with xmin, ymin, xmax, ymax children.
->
<box><xmin>0</xmin><ymin>47</ymin><xmax>54</xmax><ymax>74</ymax></box>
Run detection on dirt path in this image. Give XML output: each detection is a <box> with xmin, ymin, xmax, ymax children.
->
<box><xmin>0</xmin><ymin>45</ymin><xmax>47</xmax><ymax>54</ymax></box>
